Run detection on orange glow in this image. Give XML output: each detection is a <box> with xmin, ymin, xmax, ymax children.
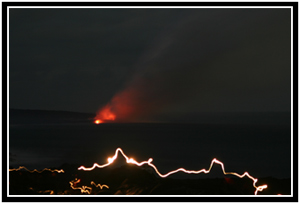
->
<box><xmin>69</xmin><ymin>178</ymin><xmax>92</xmax><ymax>194</ymax></box>
<box><xmin>9</xmin><ymin>166</ymin><xmax>64</xmax><ymax>173</ymax></box>
<box><xmin>94</xmin><ymin>104</ymin><xmax>116</xmax><ymax>123</ymax></box>
<box><xmin>69</xmin><ymin>178</ymin><xmax>109</xmax><ymax>194</ymax></box>
<box><xmin>91</xmin><ymin>181</ymin><xmax>109</xmax><ymax>190</ymax></box>
<box><xmin>40</xmin><ymin>190</ymin><xmax>54</xmax><ymax>195</ymax></box>
<box><xmin>94</xmin><ymin>119</ymin><xmax>102</xmax><ymax>124</ymax></box>
<box><xmin>29</xmin><ymin>187</ymin><xmax>55</xmax><ymax>195</ymax></box>
<box><xmin>78</xmin><ymin>148</ymin><xmax>268</xmax><ymax>195</ymax></box>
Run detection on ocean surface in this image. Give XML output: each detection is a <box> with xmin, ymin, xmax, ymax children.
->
<box><xmin>8</xmin><ymin>122</ymin><xmax>291</xmax><ymax>179</ymax></box>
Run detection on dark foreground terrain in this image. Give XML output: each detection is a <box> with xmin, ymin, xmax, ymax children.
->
<box><xmin>8</xmin><ymin>109</ymin><xmax>292</xmax><ymax>196</ymax></box>
<box><xmin>9</xmin><ymin>164</ymin><xmax>290</xmax><ymax>196</ymax></box>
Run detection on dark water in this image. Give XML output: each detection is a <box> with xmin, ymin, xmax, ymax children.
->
<box><xmin>9</xmin><ymin>122</ymin><xmax>291</xmax><ymax>179</ymax></box>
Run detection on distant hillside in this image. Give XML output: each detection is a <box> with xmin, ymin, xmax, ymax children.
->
<box><xmin>9</xmin><ymin>109</ymin><xmax>95</xmax><ymax>125</ymax></box>
<box><xmin>9</xmin><ymin>109</ymin><xmax>291</xmax><ymax>126</ymax></box>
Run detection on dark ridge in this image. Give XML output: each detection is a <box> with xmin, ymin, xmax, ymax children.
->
<box><xmin>9</xmin><ymin>109</ymin><xmax>95</xmax><ymax>125</ymax></box>
<box><xmin>9</xmin><ymin>109</ymin><xmax>291</xmax><ymax>126</ymax></box>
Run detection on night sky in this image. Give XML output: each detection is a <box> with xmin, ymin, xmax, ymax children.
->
<box><xmin>9</xmin><ymin>8</ymin><xmax>291</xmax><ymax>122</ymax></box>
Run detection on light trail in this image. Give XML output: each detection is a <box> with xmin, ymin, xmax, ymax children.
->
<box><xmin>78</xmin><ymin>147</ymin><xmax>268</xmax><ymax>195</ymax></box>
<box><xmin>9</xmin><ymin>166</ymin><xmax>64</xmax><ymax>173</ymax></box>
<box><xmin>39</xmin><ymin>190</ymin><xmax>55</xmax><ymax>195</ymax></box>
<box><xmin>91</xmin><ymin>181</ymin><xmax>109</xmax><ymax>190</ymax></box>
<box><xmin>69</xmin><ymin>179</ymin><xmax>109</xmax><ymax>194</ymax></box>
<box><xmin>69</xmin><ymin>178</ymin><xmax>92</xmax><ymax>194</ymax></box>
<box><xmin>29</xmin><ymin>187</ymin><xmax>54</xmax><ymax>195</ymax></box>
<box><xmin>29</xmin><ymin>187</ymin><xmax>55</xmax><ymax>195</ymax></box>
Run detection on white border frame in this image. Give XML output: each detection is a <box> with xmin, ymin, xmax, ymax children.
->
<box><xmin>6</xmin><ymin>5</ymin><xmax>294</xmax><ymax>199</ymax></box>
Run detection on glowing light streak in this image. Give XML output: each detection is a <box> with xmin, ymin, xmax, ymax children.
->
<box><xmin>78</xmin><ymin>148</ymin><xmax>267</xmax><ymax>195</ymax></box>
<box><xmin>69</xmin><ymin>179</ymin><xmax>109</xmax><ymax>194</ymax></box>
<box><xmin>9</xmin><ymin>166</ymin><xmax>64</xmax><ymax>173</ymax></box>
<box><xmin>91</xmin><ymin>181</ymin><xmax>109</xmax><ymax>190</ymax></box>
<box><xmin>40</xmin><ymin>190</ymin><xmax>55</xmax><ymax>195</ymax></box>
<box><xmin>69</xmin><ymin>178</ymin><xmax>92</xmax><ymax>194</ymax></box>
<box><xmin>29</xmin><ymin>187</ymin><xmax>55</xmax><ymax>195</ymax></box>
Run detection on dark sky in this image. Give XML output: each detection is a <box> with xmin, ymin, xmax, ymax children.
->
<box><xmin>9</xmin><ymin>8</ymin><xmax>291</xmax><ymax>121</ymax></box>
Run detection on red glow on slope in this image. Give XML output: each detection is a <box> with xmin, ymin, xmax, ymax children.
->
<box><xmin>94</xmin><ymin>104</ymin><xmax>116</xmax><ymax>122</ymax></box>
<box><xmin>95</xmin><ymin>77</ymin><xmax>159</xmax><ymax>123</ymax></box>
<box><xmin>78</xmin><ymin>148</ymin><xmax>268</xmax><ymax>195</ymax></box>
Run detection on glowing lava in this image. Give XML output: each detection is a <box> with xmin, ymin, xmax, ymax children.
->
<box><xmin>94</xmin><ymin>119</ymin><xmax>102</xmax><ymax>124</ymax></box>
<box><xmin>78</xmin><ymin>148</ymin><xmax>268</xmax><ymax>195</ymax></box>
<box><xmin>94</xmin><ymin>104</ymin><xmax>116</xmax><ymax>123</ymax></box>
